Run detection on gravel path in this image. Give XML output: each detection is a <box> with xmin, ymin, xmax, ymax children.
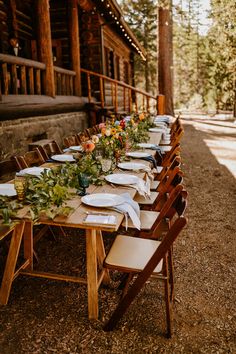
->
<box><xmin>0</xmin><ymin>117</ymin><xmax>235</xmax><ymax>353</ymax></box>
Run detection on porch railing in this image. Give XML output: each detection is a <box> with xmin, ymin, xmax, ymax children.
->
<box><xmin>80</xmin><ymin>68</ymin><xmax>164</xmax><ymax>114</ymax></box>
<box><xmin>0</xmin><ymin>54</ymin><xmax>46</xmax><ymax>98</ymax></box>
<box><xmin>54</xmin><ymin>66</ymin><xmax>76</xmax><ymax>96</ymax></box>
<box><xmin>0</xmin><ymin>54</ymin><xmax>164</xmax><ymax>114</ymax></box>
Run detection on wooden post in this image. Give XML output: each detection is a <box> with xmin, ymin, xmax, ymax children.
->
<box><xmin>69</xmin><ymin>0</ymin><xmax>81</xmax><ymax>96</ymax></box>
<box><xmin>99</xmin><ymin>77</ymin><xmax>104</xmax><ymax>109</ymax></box>
<box><xmin>157</xmin><ymin>94</ymin><xmax>165</xmax><ymax>115</ymax></box>
<box><xmin>36</xmin><ymin>0</ymin><xmax>55</xmax><ymax>97</ymax></box>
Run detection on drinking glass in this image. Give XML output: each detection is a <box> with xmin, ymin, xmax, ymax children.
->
<box><xmin>101</xmin><ymin>158</ymin><xmax>112</xmax><ymax>173</ymax></box>
<box><xmin>77</xmin><ymin>172</ymin><xmax>90</xmax><ymax>196</ymax></box>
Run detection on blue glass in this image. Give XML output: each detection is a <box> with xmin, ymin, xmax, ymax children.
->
<box><xmin>77</xmin><ymin>172</ymin><xmax>90</xmax><ymax>196</ymax></box>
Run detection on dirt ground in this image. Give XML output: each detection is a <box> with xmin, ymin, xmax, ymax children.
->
<box><xmin>0</xmin><ymin>116</ymin><xmax>236</xmax><ymax>354</ymax></box>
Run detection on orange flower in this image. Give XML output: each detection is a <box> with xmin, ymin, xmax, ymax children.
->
<box><xmin>139</xmin><ymin>112</ymin><xmax>145</xmax><ymax>121</ymax></box>
<box><xmin>82</xmin><ymin>140</ymin><xmax>95</xmax><ymax>152</ymax></box>
<box><xmin>101</xmin><ymin>127</ymin><xmax>107</xmax><ymax>136</ymax></box>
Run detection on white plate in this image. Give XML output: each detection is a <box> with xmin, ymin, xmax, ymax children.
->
<box><xmin>118</xmin><ymin>162</ymin><xmax>148</xmax><ymax>171</ymax></box>
<box><xmin>18</xmin><ymin>167</ymin><xmax>51</xmax><ymax>177</ymax></box>
<box><xmin>137</xmin><ymin>143</ymin><xmax>157</xmax><ymax>149</ymax></box>
<box><xmin>81</xmin><ymin>193</ymin><xmax>124</xmax><ymax>207</ymax></box>
<box><xmin>51</xmin><ymin>154</ymin><xmax>75</xmax><ymax>162</ymax></box>
<box><xmin>0</xmin><ymin>184</ymin><xmax>17</xmax><ymax>197</ymax></box>
<box><xmin>149</xmin><ymin>128</ymin><xmax>165</xmax><ymax>133</ymax></box>
<box><xmin>105</xmin><ymin>173</ymin><xmax>139</xmax><ymax>185</ymax></box>
<box><xmin>69</xmin><ymin>145</ymin><xmax>83</xmax><ymax>152</ymax></box>
<box><xmin>126</xmin><ymin>152</ymin><xmax>151</xmax><ymax>158</ymax></box>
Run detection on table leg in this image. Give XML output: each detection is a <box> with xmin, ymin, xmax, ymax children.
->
<box><xmin>0</xmin><ymin>221</ymin><xmax>25</xmax><ymax>305</ymax></box>
<box><xmin>96</xmin><ymin>230</ymin><xmax>110</xmax><ymax>284</ymax></box>
<box><xmin>86</xmin><ymin>228</ymin><xmax>98</xmax><ymax>320</ymax></box>
<box><xmin>23</xmin><ymin>221</ymin><xmax>33</xmax><ymax>271</ymax></box>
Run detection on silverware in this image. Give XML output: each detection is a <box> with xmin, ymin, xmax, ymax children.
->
<box><xmin>85</xmin><ymin>211</ymin><xmax>111</xmax><ymax>216</ymax></box>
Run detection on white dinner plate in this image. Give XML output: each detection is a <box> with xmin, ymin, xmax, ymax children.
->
<box><xmin>51</xmin><ymin>154</ymin><xmax>75</xmax><ymax>162</ymax></box>
<box><xmin>81</xmin><ymin>193</ymin><xmax>124</xmax><ymax>207</ymax></box>
<box><xmin>69</xmin><ymin>145</ymin><xmax>83</xmax><ymax>152</ymax></box>
<box><xmin>137</xmin><ymin>143</ymin><xmax>157</xmax><ymax>149</ymax></box>
<box><xmin>105</xmin><ymin>173</ymin><xmax>139</xmax><ymax>185</ymax></box>
<box><xmin>118</xmin><ymin>162</ymin><xmax>148</xmax><ymax>171</ymax></box>
<box><xmin>126</xmin><ymin>151</ymin><xmax>151</xmax><ymax>158</ymax></box>
<box><xmin>18</xmin><ymin>167</ymin><xmax>51</xmax><ymax>177</ymax></box>
<box><xmin>0</xmin><ymin>184</ymin><xmax>17</xmax><ymax>197</ymax></box>
<box><xmin>149</xmin><ymin>128</ymin><xmax>165</xmax><ymax>133</ymax></box>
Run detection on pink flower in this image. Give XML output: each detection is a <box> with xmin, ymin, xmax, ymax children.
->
<box><xmin>99</xmin><ymin>123</ymin><xmax>106</xmax><ymax>129</ymax></box>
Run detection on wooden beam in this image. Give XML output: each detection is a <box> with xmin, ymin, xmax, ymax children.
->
<box><xmin>69</xmin><ymin>0</ymin><xmax>81</xmax><ymax>96</ymax></box>
<box><xmin>9</xmin><ymin>0</ymin><xmax>18</xmax><ymax>38</ymax></box>
<box><xmin>36</xmin><ymin>0</ymin><xmax>55</xmax><ymax>97</ymax></box>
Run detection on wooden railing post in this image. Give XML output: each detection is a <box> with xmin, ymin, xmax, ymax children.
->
<box><xmin>69</xmin><ymin>0</ymin><xmax>81</xmax><ymax>96</ymax></box>
<box><xmin>114</xmin><ymin>83</ymin><xmax>118</xmax><ymax>113</ymax></box>
<box><xmin>99</xmin><ymin>77</ymin><xmax>104</xmax><ymax>109</ymax></box>
<box><xmin>135</xmin><ymin>92</ymin><xmax>138</xmax><ymax>113</ymax></box>
<box><xmin>123</xmin><ymin>87</ymin><xmax>126</xmax><ymax>112</ymax></box>
<box><xmin>36</xmin><ymin>0</ymin><xmax>55</xmax><ymax>97</ymax></box>
<box><xmin>129</xmin><ymin>88</ymin><xmax>132</xmax><ymax>112</ymax></box>
<box><xmin>146</xmin><ymin>96</ymin><xmax>150</xmax><ymax>113</ymax></box>
<box><xmin>157</xmin><ymin>94</ymin><xmax>165</xmax><ymax>114</ymax></box>
<box><xmin>87</xmin><ymin>73</ymin><xmax>92</xmax><ymax>102</ymax></box>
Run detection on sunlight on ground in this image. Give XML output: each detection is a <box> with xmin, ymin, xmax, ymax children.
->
<box><xmin>183</xmin><ymin>117</ymin><xmax>236</xmax><ymax>179</ymax></box>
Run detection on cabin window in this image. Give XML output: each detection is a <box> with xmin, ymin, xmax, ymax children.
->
<box><xmin>104</xmin><ymin>47</ymin><xmax>115</xmax><ymax>79</ymax></box>
<box><xmin>115</xmin><ymin>56</ymin><xmax>120</xmax><ymax>81</ymax></box>
<box><xmin>124</xmin><ymin>61</ymin><xmax>129</xmax><ymax>84</ymax></box>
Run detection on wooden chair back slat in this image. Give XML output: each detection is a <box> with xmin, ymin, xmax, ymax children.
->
<box><xmin>0</xmin><ymin>159</ymin><xmax>18</xmax><ymax>182</ymax></box>
<box><xmin>12</xmin><ymin>149</ymin><xmax>45</xmax><ymax>170</ymax></box>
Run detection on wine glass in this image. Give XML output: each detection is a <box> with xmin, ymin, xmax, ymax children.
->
<box><xmin>77</xmin><ymin>172</ymin><xmax>90</xmax><ymax>196</ymax></box>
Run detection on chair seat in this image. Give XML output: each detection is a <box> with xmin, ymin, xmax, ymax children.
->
<box><xmin>104</xmin><ymin>235</ymin><xmax>163</xmax><ymax>273</ymax></box>
<box><xmin>150</xmin><ymin>180</ymin><xmax>160</xmax><ymax>190</ymax></box>
<box><xmin>160</xmin><ymin>146</ymin><xmax>172</xmax><ymax>152</ymax></box>
<box><xmin>160</xmin><ymin>140</ymin><xmax>171</xmax><ymax>145</ymax></box>
<box><xmin>134</xmin><ymin>191</ymin><xmax>158</xmax><ymax>205</ymax></box>
<box><xmin>122</xmin><ymin>210</ymin><xmax>159</xmax><ymax>230</ymax></box>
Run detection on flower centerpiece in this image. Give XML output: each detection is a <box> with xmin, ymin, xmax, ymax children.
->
<box><xmin>95</xmin><ymin>120</ymin><xmax>127</xmax><ymax>161</ymax></box>
<box><xmin>124</xmin><ymin>112</ymin><xmax>154</xmax><ymax>146</ymax></box>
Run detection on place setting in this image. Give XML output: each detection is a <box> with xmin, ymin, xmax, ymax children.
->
<box><xmin>104</xmin><ymin>173</ymin><xmax>151</xmax><ymax>199</ymax></box>
<box><xmin>81</xmin><ymin>191</ymin><xmax>141</xmax><ymax>230</ymax></box>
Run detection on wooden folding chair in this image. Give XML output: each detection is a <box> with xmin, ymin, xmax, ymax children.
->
<box><xmin>103</xmin><ymin>216</ymin><xmax>187</xmax><ymax>336</ymax></box>
<box><xmin>12</xmin><ymin>148</ymin><xmax>45</xmax><ymax>170</ymax></box>
<box><xmin>37</xmin><ymin>141</ymin><xmax>63</xmax><ymax>160</ymax></box>
<box><xmin>134</xmin><ymin>166</ymin><xmax>184</xmax><ymax>211</ymax></box>
<box><xmin>76</xmin><ymin>132</ymin><xmax>89</xmax><ymax>143</ymax></box>
<box><xmin>0</xmin><ymin>159</ymin><xmax>18</xmax><ymax>182</ymax></box>
<box><xmin>63</xmin><ymin>135</ymin><xmax>80</xmax><ymax>148</ymax></box>
<box><xmin>123</xmin><ymin>185</ymin><xmax>188</xmax><ymax>303</ymax></box>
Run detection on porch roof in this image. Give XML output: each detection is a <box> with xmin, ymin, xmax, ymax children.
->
<box><xmin>92</xmin><ymin>0</ymin><xmax>147</xmax><ymax>60</ymax></box>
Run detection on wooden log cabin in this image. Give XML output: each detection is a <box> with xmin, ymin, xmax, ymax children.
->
<box><xmin>0</xmin><ymin>0</ymin><xmax>163</xmax><ymax>157</ymax></box>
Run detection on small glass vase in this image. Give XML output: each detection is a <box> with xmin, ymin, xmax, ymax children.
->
<box><xmin>100</xmin><ymin>158</ymin><xmax>112</xmax><ymax>173</ymax></box>
<box><xmin>14</xmin><ymin>176</ymin><xmax>27</xmax><ymax>201</ymax></box>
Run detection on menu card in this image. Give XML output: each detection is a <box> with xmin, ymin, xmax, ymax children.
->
<box><xmin>83</xmin><ymin>214</ymin><xmax>117</xmax><ymax>226</ymax></box>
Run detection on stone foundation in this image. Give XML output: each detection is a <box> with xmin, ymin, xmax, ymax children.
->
<box><xmin>0</xmin><ymin>111</ymin><xmax>88</xmax><ymax>159</ymax></box>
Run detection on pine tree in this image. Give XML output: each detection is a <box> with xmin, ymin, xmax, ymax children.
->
<box><xmin>119</xmin><ymin>0</ymin><xmax>157</xmax><ymax>94</ymax></box>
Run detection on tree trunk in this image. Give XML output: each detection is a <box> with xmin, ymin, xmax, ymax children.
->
<box><xmin>158</xmin><ymin>0</ymin><xmax>174</xmax><ymax>115</ymax></box>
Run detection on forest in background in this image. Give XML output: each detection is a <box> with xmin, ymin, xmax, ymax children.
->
<box><xmin>119</xmin><ymin>0</ymin><xmax>236</xmax><ymax>115</ymax></box>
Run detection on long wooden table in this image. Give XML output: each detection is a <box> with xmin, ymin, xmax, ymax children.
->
<box><xmin>0</xmin><ymin>131</ymin><xmax>163</xmax><ymax>319</ymax></box>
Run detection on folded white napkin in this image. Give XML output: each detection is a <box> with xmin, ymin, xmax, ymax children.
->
<box><xmin>111</xmin><ymin>192</ymin><xmax>140</xmax><ymax>230</ymax></box>
<box><xmin>128</xmin><ymin>176</ymin><xmax>151</xmax><ymax>199</ymax></box>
